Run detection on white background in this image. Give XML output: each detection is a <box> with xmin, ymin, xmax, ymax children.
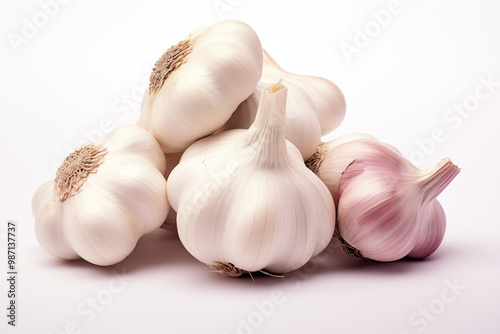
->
<box><xmin>1</xmin><ymin>0</ymin><xmax>500</xmax><ymax>333</ymax></box>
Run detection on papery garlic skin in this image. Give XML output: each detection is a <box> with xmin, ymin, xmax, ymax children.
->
<box><xmin>220</xmin><ymin>79</ymin><xmax>322</xmax><ymax>160</ymax></box>
<box><xmin>261</xmin><ymin>49</ymin><xmax>346</xmax><ymax>136</ymax></box>
<box><xmin>333</xmin><ymin>141</ymin><xmax>459</xmax><ymax>261</ymax></box>
<box><xmin>167</xmin><ymin>82</ymin><xmax>335</xmax><ymax>276</ymax></box>
<box><xmin>137</xmin><ymin>20</ymin><xmax>263</xmax><ymax>153</ymax></box>
<box><xmin>406</xmin><ymin>200</ymin><xmax>446</xmax><ymax>259</ymax></box>
<box><xmin>306</xmin><ymin>133</ymin><xmax>402</xmax><ymax>204</ymax></box>
<box><xmin>32</xmin><ymin>125</ymin><xmax>169</xmax><ymax>266</ymax></box>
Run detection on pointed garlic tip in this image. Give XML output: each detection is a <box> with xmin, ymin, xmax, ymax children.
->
<box><xmin>208</xmin><ymin>262</ymin><xmax>247</xmax><ymax>278</ymax></box>
<box><xmin>418</xmin><ymin>158</ymin><xmax>461</xmax><ymax>202</ymax></box>
<box><xmin>54</xmin><ymin>144</ymin><xmax>108</xmax><ymax>201</ymax></box>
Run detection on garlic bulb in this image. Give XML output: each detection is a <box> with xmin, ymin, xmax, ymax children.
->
<box><xmin>219</xmin><ymin>79</ymin><xmax>321</xmax><ymax>160</ymax></box>
<box><xmin>307</xmin><ymin>134</ymin><xmax>460</xmax><ymax>261</ymax></box>
<box><xmin>261</xmin><ymin>49</ymin><xmax>346</xmax><ymax>136</ymax></box>
<box><xmin>32</xmin><ymin>125</ymin><xmax>169</xmax><ymax>266</ymax></box>
<box><xmin>167</xmin><ymin>81</ymin><xmax>335</xmax><ymax>276</ymax></box>
<box><xmin>137</xmin><ymin>19</ymin><xmax>263</xmax><ymax>153</ymax></box>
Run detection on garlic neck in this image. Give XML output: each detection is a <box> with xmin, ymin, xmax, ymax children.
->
<box><xmin>245</xmin><ymin>81</ymin><xmax>289</xmax><ymax>167</ymax></box>
<box><xmin>417</xmin><ymin>158</ymin><xmax>460</xmax><ymax>203</ymax></box>
<box><xmin>149</xmin><ymin>38</ymin><xmax>194</xmax><ymax>94</ymax></box>
<box><xmin>54</xmin><ymin>144</ymin><xmax>108</xmax><ymax>201</ymax></box>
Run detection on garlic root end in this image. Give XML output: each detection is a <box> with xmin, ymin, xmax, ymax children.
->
<box><xmin>338</xmin><ymin>235</ymin><xmax>371</xmax><ymax>261</ymax></box>
<box><xmin>208</xmin><ymin>262</ymin><xmax>247</xmax><ymax>278</ymax></box>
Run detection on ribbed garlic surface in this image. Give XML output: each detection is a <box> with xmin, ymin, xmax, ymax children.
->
<box><xmin>307</xmin><ymin>133</ymin><xmax>401</xmax><ymax>204</ymax></box>
<box><xmin>32</xmin><ymin>125</ymin><xmax>169</xmax><ymax>266</ymax></box>
<box><xmin>167</xmin><ymin>81</ymin><xmax>336</xmax><ymax>276</ymax></box>
<box><xmin>137</xmin><ymin>19</ymin><xmax>263</xmax><ymax>153</ymax></box>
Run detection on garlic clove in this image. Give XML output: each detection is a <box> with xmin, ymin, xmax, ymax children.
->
<box><xmin>407</xmin><ymin>200</ymin><xmax>446</xmax><ymax>259</ymax></box>
<box><xmin>101</xmin><ymin>124</ymin><xmax>167</xmax><ymax>174</ymax></box>
<box><xmin>63</xmin><ymin>185</ymin><xmax>140</xmax><ymax>266</ymax></box>
<box><xmin>261</xmin><ymin>49</ymin><xmax>346</xmax><ymax>136</ymax></box>
<box><xmin>33</xmin><ymin>181</ymin><xmax>79</xmax><ymax>260</ymax></box>
<box><xmin>137</xmin><ymin>20</ymin><xmax>263</xmax><ymax>153</ymax></box>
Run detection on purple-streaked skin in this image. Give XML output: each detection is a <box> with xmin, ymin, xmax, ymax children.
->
<box><xmin>336</xmin><ymin>142</ymin><xmax>460</xmax><ymax>262</ymax></box>
<box><xmin>407</xmin><ymin>200</ymin><xmax>446</xmax><ymax>259</ymax></box>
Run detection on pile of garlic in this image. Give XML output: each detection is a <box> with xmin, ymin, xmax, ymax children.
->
<box><xmin>32</xmin><ymin>20</ymin><xmax>459</xmax><ymax>277</ymax></box>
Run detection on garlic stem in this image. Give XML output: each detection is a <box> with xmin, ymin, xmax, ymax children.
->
<box><xmin>245</xmin><ymin>80</ymin><xmax>288</xmax><ymax>167</ymax></box>
<box><xmin>417</xmin><ymin>158</ymin><xmax>460</xmax><ymax>202</ymax></box>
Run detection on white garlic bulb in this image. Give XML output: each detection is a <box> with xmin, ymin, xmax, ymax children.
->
<box><xmin>137</xmin><ymin>19</ymin><xmax>263</xmax><ymax>153</ymax></box>
<box><xmin>219</xmin><ymin>79</ymin><xmax>322</xmax><ymax>160</ymax></box>
<box><xmin>261</xmin><ymin>49</ymin><xmax>346</xmax><ymax>136</ymax></box>
<box><xmin>167</xmin><ymin>81</ymin><xmax>335</xmax><ymax>276</ymax></box>
<box><xmin>32</xmin><ymin>125</ymin><xmax>169</xmax><ymax>266</ymax></box>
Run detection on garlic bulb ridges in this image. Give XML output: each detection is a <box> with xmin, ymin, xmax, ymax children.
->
<box><xmin>137</xmin><ymin>20</ymin><xmax>263</xmax><ymax>153</ymax></box>
<box><xmin>167</xmin><ymin>81</ymin><xmax>335</xmax><ymax>276</ymax></box>
<box><xmin>407</xmin><ymin>200</ymin><xmax>446</xmax><ymax>259</ymax></box>
<box><xmin>32</xmin><ymin>125</ymin><xmax>170</xmax><ymax>266</ymax></box>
